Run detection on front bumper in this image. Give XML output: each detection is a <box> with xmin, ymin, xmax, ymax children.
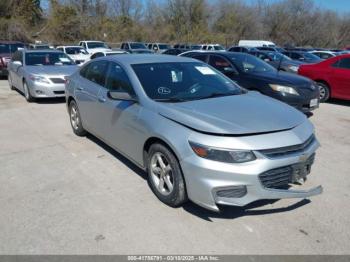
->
<box><xmin>180</xmin><ymin>134</ymin><xmax>322</xmax><ymax>212</ymax></box>
<box><xmin>27</xmin><ymin>80</ymin><xmax>65</xmax><ymax>98</ymax></box>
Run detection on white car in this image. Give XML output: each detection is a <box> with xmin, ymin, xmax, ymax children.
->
<box><xmin>200</xmin><ymin>44</ymin><xmax>225</xmax><ymax>51</ymax></box>
<box><xmin>309</xmin><ymin>50</ymin><xmax>337</xmax><ymax>60</ymax></box>
<box><xmin>78</xmin><ymin>41</ymin><xmax>111</xmax><ymax>54</ymax></box>
<box><xmin>90</xmin><ymin>50</ymin><xmax>128</xmax><ymax>59</ymax></box>
<box><xmin>56</xmin><ymin>46</ymin><xmax>90</xmax><ymax>65</ymax></box>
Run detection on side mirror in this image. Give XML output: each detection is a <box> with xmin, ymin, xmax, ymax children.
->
<box><xmin>13</xmin><ymin>61</ymin><xmax>22</xmax><ymax>66</ymax></box>
<box><xmin>154</xmin><ymin>46</ymin><xmax>158</xmax><ymax>50</ymax></box>
<box><xmin>223</xmin><ymin>67</ymin><xmax>238</xmax><ymax>76</ymax></box>
<box><xmin>108</xmin><ymin>91</ymin><xmax>137</xmax><ymax>102</ymax></box>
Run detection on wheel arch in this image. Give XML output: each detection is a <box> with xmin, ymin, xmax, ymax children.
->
<box><xmin>315</xmin><ymin>79</ymin><xmax>331</xmax><ymax>97</ymax></box>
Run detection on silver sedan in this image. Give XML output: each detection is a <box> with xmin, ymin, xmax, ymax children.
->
<box><xmin>7</xmin><ymin>49</ymin><xmax>78</xmax><ymax>102</ymax></box>
<box><xmin>65</xmin><ymin>54</ymin><xmax>322</xmax><ymax>212</ymax></box>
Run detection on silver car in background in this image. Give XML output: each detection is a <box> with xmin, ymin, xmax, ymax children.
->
<box><xmin>7</xmin><ymin>49</ymin><xmax>78</xmax><ymax>102</ymax></box>
<box><xmin>65</xmin><ymin>55</ymin><xmax>322</xmax><ymax>212</ymax></box>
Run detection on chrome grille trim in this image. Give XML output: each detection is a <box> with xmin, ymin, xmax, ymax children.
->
<box><xmin>259</xmin><ymin>134</ymin><xmax>316</xmax><ymax>158</ymax></box>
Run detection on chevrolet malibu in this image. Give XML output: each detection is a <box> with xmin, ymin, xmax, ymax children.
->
<box><xmin>8</xmin><ymin>49</ymin><xmax>78</xmax><ymax>102</ymax></box>
<box><xmin>65</xmin><ymin>55</ymin><xmax>322</xmax><ymax>211</ymax></box>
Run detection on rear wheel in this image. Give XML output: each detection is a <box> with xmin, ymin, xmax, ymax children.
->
<box><xmin>317</xmin><ymin>82</ymin><xmax>330</xmax><ymax>102</ymax></box>
<box><xmin>23</xmin><ymin>81</ymin><xmax>35</xmax><ymax>102</ymax></box>
<box><xmin>147</xmin><ymin>143</ymin><xmax>188</xmax><ymax>207</ymax></box>
<box><xmin>69</xmin><ymin>100</ymin><xmax>87</xmax><ymax>136</ymax></box>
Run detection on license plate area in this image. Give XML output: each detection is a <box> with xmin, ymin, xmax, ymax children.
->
<box><xmin>310</xmin><ymin>98</ymin><xmax>319</xmax><ymax>108</ymax></box>
<box><xmin>291</xmin><ymin>154</ymin><xmax>315</xmax><ymax>183</ymax></box>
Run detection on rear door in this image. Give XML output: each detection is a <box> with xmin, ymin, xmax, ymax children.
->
<box><xmin>330</xmin><ymin>58</ymin><xmax>350</xmax><ymax>99</ymax></box>
<box><xmin>75</xmin><ymin>60</ymin><xmax>109</xmax><ymax>134</ymax></box>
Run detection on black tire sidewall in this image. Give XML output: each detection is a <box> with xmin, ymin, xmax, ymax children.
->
<box><xmin>69</xmin><ymin>100</ymin><xmax>86</xmax><ymax>136</ymax></box>
<box><xmin>317</xmin><ymin>82</ymin><xmax>330</xmax><ymax>102</ymax></box>
<box><xmin>147</xmin><ymin>143</ymin><xmax>187</xmax><ymax>207</ymax></box>
<box><xmin>23</xmin><ymin>81</ymin><xmax>34</xmax><ymax>102</ymax></box>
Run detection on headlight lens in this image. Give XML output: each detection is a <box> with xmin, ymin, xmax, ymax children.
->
<box><xmin>189</xmin><ymin>142</ymin><xmax>256</xmax><ymax>163</ymax></box>
<box><xmin>288</xmin><ymin>65</ymin><xmax>299</xmax><ymax>72</ymax></box>
<box><xmin>29</xmin><ymin>75</ymin><xmax>50</xmax><ymax>84</ymax></box>
<box><xmin>269</xmin><ymin>84</ymin><xmax>299</xmax><ymax>96</ymax></box>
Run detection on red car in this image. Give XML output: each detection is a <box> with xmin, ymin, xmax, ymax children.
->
<box><xmin>298</xmin><ymin>54</ymin><xmax>350</xmax><ymax>102</ymax></box>
<box><xmin>0</xmin><ymin>41</ymin><xmax>24</xmax><ymax>77</ymax></box>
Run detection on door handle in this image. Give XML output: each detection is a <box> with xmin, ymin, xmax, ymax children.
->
<box><xmin>98</xmin><ymin>96</ymin><xmax>106</xmax><ymax>103</ymax></box>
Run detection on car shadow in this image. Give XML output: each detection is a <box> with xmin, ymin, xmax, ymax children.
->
<box><xmin>85</xmin><ymin>133</ymin><xmax>311</xmax><ymax>221</ymax></box>
<box><xmin>327</xmin><ymin>98</ymin><xmax>350</xmax><ymax>107</ymax></box>
<box><xmin>182</xmin><ymin>198</ymin><xmax>311</xmax><ymax>221</ymax></box>
<box><xmin>86</xmin><ymin>134</ymin><xmax>147</xmax><ymax>181</ymax></box>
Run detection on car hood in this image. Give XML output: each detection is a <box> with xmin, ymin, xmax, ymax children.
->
<box><xmin>25</xmin><ymin>65</ymin><xmax>78</xmax><ymax>76</ymax></box>
<box><xmin>250</xmin><ymin>70</ymin><xmax>311</xmax><ymax>86</ymax></box>
<box><xmin>157</xmin><ymin>92</ymin><xmax>306</xmax><ymax>135</ymax></box>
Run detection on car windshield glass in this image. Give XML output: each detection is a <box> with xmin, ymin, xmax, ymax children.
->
<box><xmin>34</xmin><ymin>45</ymin><xmax>50</xmax><ymax>49</ymax></box>
<box><xmin>132</xmin><ymin>62</ymin><xmax>243</xmax><ymax>102</ymax></box>
<box><xmin>191</xmin><ymin>45</ymin><xmax>201</xmax><ymax>50</ymax></box>
<box><xmin>230</xmin><ymin>54</ymin><xmax>276</xmax><ymax>73</ymax></box>
<box><xmin>65</xmin><ymin>47</ymin><xmax>88</xmax><ymax>55</ymax></box>
<box><xmin>214</xmin><ymin>45</ymin><xmax>224</xmax><ymax>50</ymax></box>
<box><xmin>130</xmin><ymin>43</ymin><xmax>147</xmax><ymax>49</ymax></box>
<box><xmin>25</xmin><ymin>52</ymin><xmax>75</xmax><ymax>66</ymax></box>
<box><xmin>267</xmin><ymin>52</ymin><xmax>291</xmax><ymax>61</ymax></box>
<box><xmin>158</xmin><ymin>44</ymin><xmax>171</xmax><ymax>49</ymax></box>
<box><xmin>87</xmin><ymin>42</ymin><xmax>108</xmax><ymax>49</ymax></box>
<box><xmin>303</xmin><ymin>52</ymin><xmax>321</xmax><ymax>60</ymax></box>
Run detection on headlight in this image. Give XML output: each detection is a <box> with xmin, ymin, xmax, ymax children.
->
<box><xmin>29</xmin><ymin>75</ymin><xmax>50</xmax><ymax>84</ymax></box>
<box><xmin>189</xmin><ymin>142</ymin><xmax>256</xmax><ymax>163</ymax></box>
<box><xmin>288</xmin><ymin>65</ymin><xmax>299</xmax><ymax>72</ymax></box>
<box><xmin>269</xmin><ymin>84</ymin><xmax>299</xmax><ymax>96</ymax></box>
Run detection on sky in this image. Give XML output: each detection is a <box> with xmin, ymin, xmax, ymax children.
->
<box><xmin>40</xmin><ymin>0</ymin><xmax>350</xmax><ymax>14</ymax></box>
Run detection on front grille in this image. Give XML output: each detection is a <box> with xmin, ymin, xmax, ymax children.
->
<box><xmin>216</xmin><ymin>186</ymin><xmax>247</xmax><ymax>198</ymax></box>
<box><xmin>50</xmin><ymin>78</ymin><xmax>65</xmax><ymax>84</ymax></box>
<box><xmin>259</xmin><ymin>154</ymin><xmax>315</xmax><ymax>189</ymax></box>
<box><xmin>259</xmin><ymin>135</ymin><xmax>316</xmax><ymax>158</ymax></box>
<box><xmin>53</xmin><ymin>91</ymin><xmax>65</xmax><ymax>95</ymax></box>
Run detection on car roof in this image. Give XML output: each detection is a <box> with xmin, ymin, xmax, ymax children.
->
<box><xmin>99</xmin><ymin>54</ymin><xmax>196</xmax><ymax>64</ymax></box>
<box><xmin>58</xmin><ymin>46</ymin><xmax>82</xmax><ymax>48</ymax></box>
<box><xmin>23</xmin><ymin>49</ymin><xmax>63</xmax><ymax>53</ymax></box>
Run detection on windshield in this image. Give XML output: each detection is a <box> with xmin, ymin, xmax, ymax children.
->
<box><xmin>158</xmin><ymin>44</ymin><xmax>171</xmax><ymax>50</ymax></box>
<box><xmin>87</xmin><ymin>42</ymin><xmax>109</xmax><ymax>49</ymax></box>
<box><xmin>25</xmin><ymin>52</ymin><xmax>75</xmax><ymax>66</ymax></box>
<box><xmin>191</xmin><ymin>45</ymin><xmax>201</xmax><ymax>50</ymax></box>
<box><xmin>267</xmin><ymin>52</ymin><xmax>291</xmax><ymax>61</ymax></box>
<box><xmin>132</xmin><ymin>62</ymin><xmax>243</xmax><ymax>102</ymax></box>
<box><xmin>0</xmin><ymin>43</ymin><xmax>24</xmax><ymax>53</ymax></box>
<box><xmin>230</xmin><ymin>54</ymin><xmax>276</xmax><ymax>73</ymax></box>
<box><xmin>65</xmin><ymin>47</ymin><xmax>88</xmax><ymax>55</ymax></box>
<box><xmin>303</xmin><ymin>52</ymin><xmax>321</xmax><ymax>60</ymax></box>
<box><xmin>130</xmin><ymin>43</ymin><xmax>147</xmax><ymax>49</ymax></box>
<box><xmin>214</xmin><ymin>45</ymin><xmax>225</xmax><ymax>50</ymax></box>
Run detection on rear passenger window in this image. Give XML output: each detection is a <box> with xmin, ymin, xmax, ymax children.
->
<box><xmin>334</xmin><ymin>58</ymin><xmax>350</xmax><ymax>69</ymax></box>
<box><xmin>191</xmin><ymin>54</ymin><xmax>208</xmax><ymax>62</ymax></box>
<box><xmin>84</xmin><ymin>61</ymin><xmax>108</xmax><ymax>86</ymax></box>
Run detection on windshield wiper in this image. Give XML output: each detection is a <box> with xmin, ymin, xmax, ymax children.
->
<box><xmin>154</xmin><ymin>97</ymin><xmax>188</xmax><ymax>103</ymax></box>
<box><xmin>199</xmin><ymin>92</ymin><xmax>238</xmax><ymax>100</ymax></box>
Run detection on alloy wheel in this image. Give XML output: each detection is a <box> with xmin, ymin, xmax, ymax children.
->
<box><xmin>70</xmin><ymin>104</ymin><xmax>80</xmax><ymax>130</ymax></box>
<box><xmin>150</xmin><ymin>152</ymin><xmax>174</xmax><ymax>196</ymax></box>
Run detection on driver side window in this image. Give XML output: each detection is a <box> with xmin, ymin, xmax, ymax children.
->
<box><xmin>105</xmin><ymin>62</ymin><xmax>135</xmax><ymax>95</ymax></box>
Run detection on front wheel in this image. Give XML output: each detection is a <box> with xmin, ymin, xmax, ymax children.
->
<box><xmin>23</xmin><ymin>81</ymin><xmax>35</xmax><ymax>102</ymax></box>
<box><xmin>147</xmin><ymin>143</ymin><xmax>188</xmax><ymax>207</ymax></box>
<box><xmin>8</xmin><ymin>74</ymin><xmax>15</xmax><ymax>90</ymax></box>
<box><xmin>317</xmin><ymin>82</ymin><xmax>330</xmax><ymax>102</ymax></box>
<box><xmin>69</xmin><ymin>100</ymin><xmax>87</xmax><ymax>136</ymax></box>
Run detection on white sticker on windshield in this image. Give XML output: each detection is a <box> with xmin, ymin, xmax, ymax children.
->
<box><xmin>59</xmin><ymin>57</ymin><xmax>70</xmax><ymax>62</ymax></box>
<box><xmin>158</xmin><ymin>87</ymin><xmax>171</xmax><ymax>95</ymax></box>
<box><xmin>195</xmin><ymin>66</ymin><xmax>216</xmax><ymax>75</ymax></box>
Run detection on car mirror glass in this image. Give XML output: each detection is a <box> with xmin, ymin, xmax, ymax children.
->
<box><xmin>108</xmin><ymin>91</ymin><xmax>137</xmax><ymax>102</ymax></box>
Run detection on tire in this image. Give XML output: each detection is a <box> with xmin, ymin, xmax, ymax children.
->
<box><xmin>23</xmin><ymin>81</ymin><xmax>35</xmax><ymax>102</ymax></box>
<box><xmin>69</xmin><ymin>100</ymin><xmax>87</xmax><ymax>136</ymax></box>
<box><xmin>317</xmin><ymin>82</ymin><xmax>330</xmax><ymax>102</ymax></box>
<box><xmin>147</xmin><ymin>143</ymin><xmax>188</xmax><ymax>207</ymax></box>
<box><xmin>8</xmin><ymin>75</ymin><xmax>15</xmax><ymax>90</ymax></box>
